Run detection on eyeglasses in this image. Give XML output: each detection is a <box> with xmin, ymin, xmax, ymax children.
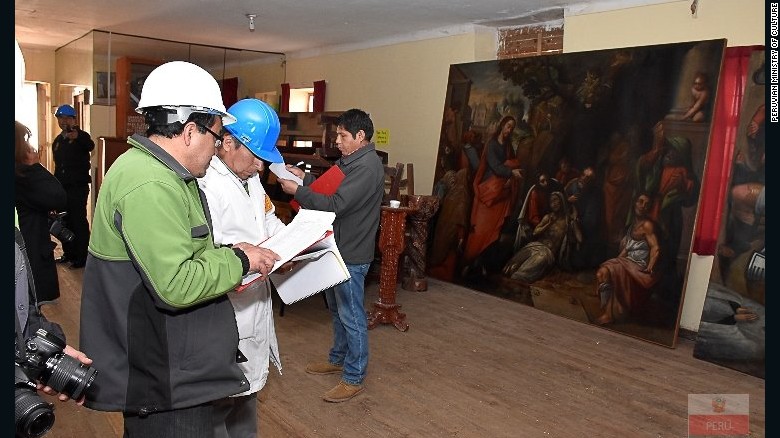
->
<box><xmin>195</xmin><ymin>122</ymin><xmax>223</xmax><ymax>148</ymax></box>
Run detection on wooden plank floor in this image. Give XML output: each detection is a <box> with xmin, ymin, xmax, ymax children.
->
<box><xmin>40</xmin><ymin>261</ymin><xmax>765</xmax><ymax>437</ymax></box>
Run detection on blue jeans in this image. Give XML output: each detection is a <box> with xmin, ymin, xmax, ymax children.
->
<box><xmin>325</xmin><ymin>263</ymin><xmax>370</xmax><ymax>385</ymax></box>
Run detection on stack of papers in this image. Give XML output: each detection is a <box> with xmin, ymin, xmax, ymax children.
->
<box><xmin>237</xmin><ymin>209</ymin><xmax>350</xmax><ymax>303</ymax></box>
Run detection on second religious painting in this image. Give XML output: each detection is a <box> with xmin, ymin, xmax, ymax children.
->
<box><xmin>428</xmin><ymin>39</ymin><xmax>726</xmax><ymax>347</ymax></box>
<box><xmin>693</xmin><ymin>49</ymin><xmax>765</xmax><ymax>377</ymax></box>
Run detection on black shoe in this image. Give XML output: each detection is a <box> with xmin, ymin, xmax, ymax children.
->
<box><xmin>70</xmin><ymin>260</ymin><xmax>86</xmax><ymax>269</ymax></box>
<box><xmin>55</xmin><ymin>256</ymin><xmax>70</xmax><ymax>264</ymax></box>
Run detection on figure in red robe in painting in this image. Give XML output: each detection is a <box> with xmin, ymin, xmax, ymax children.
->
<box><xmin>461</xmin><ymin>116</ymin><xmax>523</xmax><ymax>277</ymax></box>
<box><xmin>594</xmin><ymin>193</ymin><xmax>662</xmax><ymax>325</ymax></box>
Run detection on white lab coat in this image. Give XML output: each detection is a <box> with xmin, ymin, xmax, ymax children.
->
<box><xmin>198</xmin><ymin>156</ymin><xmax>286</xmax><ymax>395</ymax></box>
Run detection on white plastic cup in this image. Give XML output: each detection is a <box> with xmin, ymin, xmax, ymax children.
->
<box><xmin>389</xmin><ymin>200</ymin><xmax>401</xmax><ymax>208</ymax></box>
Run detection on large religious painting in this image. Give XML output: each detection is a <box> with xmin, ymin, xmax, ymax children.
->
<box><xmin>428</xmin><ymin>39</ymin><xmax>725</xmax><ymax>347</ymax></box>
<box><xmin>693</xmin><ymin>50</ymin><xmax>765</xmax><ymax>377</ymax></box>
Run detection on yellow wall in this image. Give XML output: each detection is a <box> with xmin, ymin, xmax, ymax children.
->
<box><xmin>222</xmin><ymin>57</ymin><xmax>286</xmax><ymax>101</ymax></box>
<box><xmin>20</xmin><ymin>47</ymin><xmax>56</xmax><ymax>85</ymax></box>
<box><xmin>286</xmin><ymin>31</ymin><xmax>493</xmax><ymax>193</ymax></box>
<box><xmin>564</xmin><ymin>0</ymin><xmax>764</xmax><ymax>51</ymax></box>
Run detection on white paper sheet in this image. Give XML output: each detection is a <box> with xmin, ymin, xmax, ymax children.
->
<box><xmin>238</xmin><ymin>209</ymin><xmax>337</xmax><ymax>291</ymax></box>
<box><xmin>269</xmin><ymin>233</ymin><xmax>350</xmax><ymax>304</ymax></box>
<box><xmin>269</xmin><ymin>162</ymin><xmax>303</xmax><ymax>185</ymax></box>
<box><xmin>257</xmin><ymin>208</ymin><xmax>336</xmax><ymax>273</ymax></box>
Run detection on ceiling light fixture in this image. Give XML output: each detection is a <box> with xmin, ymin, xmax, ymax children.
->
<box><xmin>247</xmin><ymin>14</ymin><xmax>257</xmax><ymax>32</ymax></box>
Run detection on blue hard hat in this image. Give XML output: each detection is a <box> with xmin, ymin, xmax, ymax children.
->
<box><xmin>224</xmin><ymin>99</ymin><xmax>282</xmax><ymax>163</ymax></box>
<box><xmin>55</xmin><ymin>104</ymin><xmax>77</xmax><ymax>117</ymax></box>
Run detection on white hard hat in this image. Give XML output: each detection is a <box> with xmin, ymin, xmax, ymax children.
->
<box><xmin>135</xmin><ymin>61</ymin><xmax>236</xmax><ymax>125</ymax></box>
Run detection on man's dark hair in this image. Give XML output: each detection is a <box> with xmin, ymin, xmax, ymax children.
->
<box><xmin>143</xmin><ymin>109</ymin><xmax>218</xmax><ymax>139</ymax></box>
<box><xmin>336</xmin><ymin>108</ymin><xmax>373</xmax><ymax>142</ymax></box>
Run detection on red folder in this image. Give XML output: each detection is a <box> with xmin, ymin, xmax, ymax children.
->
<box><xmin>290</xmin><ymin>165</ymin><xmax>345</xmax><ymax>211</ymax></box>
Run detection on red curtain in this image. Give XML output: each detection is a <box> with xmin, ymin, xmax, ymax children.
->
<box><xmin>219</xmin><ymin>77</ymin><xmax>239</xmax><ymax>110</ymax></box>
<box><xmin>692</xmin><ymin>46</ymin><xmax>763</xmax><ymax>254</ymax></box>
<box><xmin>313</xmin><ymin>80</ymin><xmax>326</xmax><ymax>112</ymax></box>
<box><xmin>280</xmin><ymin>83</ymin><xmax>290</xmax><ymax>112</ymax></box>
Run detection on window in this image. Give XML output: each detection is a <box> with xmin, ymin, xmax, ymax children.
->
<box><xmin>289</xmin><ymin>87</ymin><xmax>314</xmax><ymax>112</ymax></box>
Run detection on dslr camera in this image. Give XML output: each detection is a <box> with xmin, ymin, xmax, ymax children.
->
<box><xmin>15</xmin><ymin>329</ymin><xmax>98</xmax><ymax>438</ymax></box>
<box><xmin>48</xmin><ymin>212</ymin><xmax>75</xmax><ymax>243</ymax></box>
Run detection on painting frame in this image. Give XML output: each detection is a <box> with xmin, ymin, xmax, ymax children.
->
<box><xmin>94</xmin><ymin>71</ymin><xmax>116</xmax><ymax>106</ymax></box>
<box><xmin>427</xmin><ymin>39</ymin><xmax>727</xmax><ymax>347</ymax></box>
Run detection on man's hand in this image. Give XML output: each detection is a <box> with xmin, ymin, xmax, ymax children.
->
<box><xmin>233</xmin><ymin>242</ymin><xmax>281</xmax><ymax>276</ymax></box>
<box><xmin>277</xmin><ymin>178</ymin><xmax>300</xmax><ymax>196</ymax></box>
<box><xmin>284</xmin><ymin>164</ymin><xmax>305</xmax><ymax>179</ymax></box>
<box><xmin>38</xmin><ymin>345</ymin><xmax>92</xmax><ymax>404</ymax></box>
<box><xmin>64</xmin><ymin>126</ymin><xmax>79</xmax><ymax>141</ymax></box>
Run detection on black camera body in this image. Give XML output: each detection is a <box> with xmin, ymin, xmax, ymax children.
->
<box><xmin>49</xmin><ymin>212</ymin><xmax>75</xmax><ymax>243</ymax></box>
<box><xmin>15</xmin><ymin>364</ymin><xmax>54</xmax><ymax>438</ymax></box>
<box><xmin>15</xmin><ymin>329</ymin><xmax>98</xmax><ymax>438</ymax></box>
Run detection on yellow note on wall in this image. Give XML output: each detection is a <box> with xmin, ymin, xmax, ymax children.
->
<box><xmin>375</xmin><ymin>129</ymin><xmax>389</xmax><ymax>145</ymax></box>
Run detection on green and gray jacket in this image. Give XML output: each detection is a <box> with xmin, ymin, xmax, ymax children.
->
<box><xmin>79</xmin><ymin>134</ymin><xmax>249</xmax><ymax>414</ymax></box>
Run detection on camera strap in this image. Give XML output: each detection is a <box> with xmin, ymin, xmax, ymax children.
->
<box><xmin>14</xmin><ymin>227</ymin><xmax>36</xmax><ymax>359</ymax></box>
<box><xmin>15</xmin><ymin>306</ymin><xmax>26</xmax><ymax>361</ymax></box>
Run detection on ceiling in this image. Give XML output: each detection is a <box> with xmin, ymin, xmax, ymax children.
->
<box><xmin>16</xmin><ymin>0</ymin><xmax>675</xmax><ymax>56</ymax></box>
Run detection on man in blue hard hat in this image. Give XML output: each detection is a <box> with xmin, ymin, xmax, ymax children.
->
<box><xmin>52</xmin><ymin>104</ymin><xmax>95</xmax><ymax>268</ymax></box>
<box><xmin>198</xmin><ymin>98</ymin><xmax>287</xmax><ymax>438</ymax></box>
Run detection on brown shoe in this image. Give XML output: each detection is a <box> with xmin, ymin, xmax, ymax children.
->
<box><xmin>322</xmin><ymin>381</ymin><xmax>364</xmax><ymax>403</ymax></box>
<box><xmin>305</xmin><ymin>362</ymin><xmax>343</xmax><ymax>375</ymax></box>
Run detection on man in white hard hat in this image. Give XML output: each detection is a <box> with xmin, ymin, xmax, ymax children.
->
<box><xmin>79</xmin><ymin>61</ymin><xmax>281</xmax><ymax>437</ymax></box>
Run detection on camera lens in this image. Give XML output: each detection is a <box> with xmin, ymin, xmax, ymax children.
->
<box><xmin>42</xmin><ymin>354</ymin><xmax>98</xmax><ymax>400</ymax></box>
<box><xmin>59</xmin><ymin>227</ymin><xmax>75</xmax><ymax>243</ymax></box>
<box><xmin>15</xmin><ymin>386</ymin><xmax>55</xmax><ymax>438</ymax></box>
<box><xmin>49</xmin><ymin>220</ymin><xmax>75</xmax><ymax>243</ymax></box>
